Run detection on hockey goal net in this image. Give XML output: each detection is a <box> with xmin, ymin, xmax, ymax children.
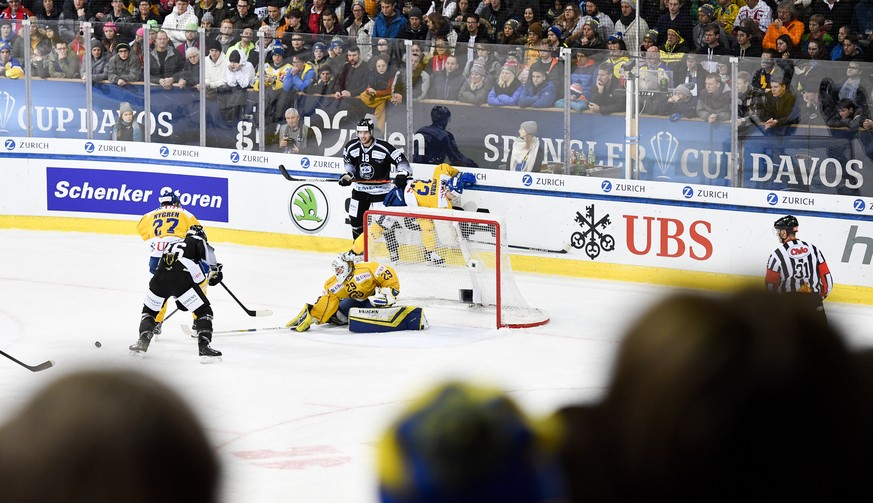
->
<box><xmin>363</xmin><ymin>206</ymin><xmax>549</xmax><ymax>328</ymax></box>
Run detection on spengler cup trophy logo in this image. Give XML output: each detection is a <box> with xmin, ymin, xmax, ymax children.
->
<box><xmin>289</xmin><ymin>184</ymin><xmax>329</xmax><ymax>233</ymax></box>
<box><xmin>571</xmin><ymin>204</ymin><xmax>615</xmax><ymax>260</ymax></box>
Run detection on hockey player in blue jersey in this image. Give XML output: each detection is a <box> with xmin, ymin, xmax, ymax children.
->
<box><xmin>412</xmin><ymin>106</ymin><xmax>479</xmax><ymax>168</ymax></box>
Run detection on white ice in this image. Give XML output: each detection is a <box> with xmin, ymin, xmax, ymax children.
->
<box><xmin>1</xmin><ymin>229</ymin><xmax>872</xmax><ymax>503</ymax></box>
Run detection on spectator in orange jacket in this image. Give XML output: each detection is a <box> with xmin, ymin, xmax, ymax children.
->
<box><xmin>762</xmin><ymin>1</ymin><xmax>804</xmax><ymax>50</ymax></box>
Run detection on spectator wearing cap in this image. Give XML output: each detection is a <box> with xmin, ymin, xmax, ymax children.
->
<box><xmin>487</xmin><ymin>59</ymin><xmax>523</xmax><ymax>106</ymax></box>
<box><xmin>219</xmin><ymin>49</ymin><xmax>255</xmax><ymax>121</ymax></box>
<box><xmin>555</xmin><ymin>81</ymin><xmax>589</xmax><ymax>111</ymax></box>
<box><xmin>400</xmin><ymin>6</ymin><xmax>428</xmax><ymax>40</ymax></box>
<box><xmin>614</xmin><ymin>0</ymin><xmax>650</xmax><ymax>53</ymax></box>
<box><xmin>507</xmin><ymin>120</ymin><xmax>543</xmax><ymax>171</ymax></box>
<box><xmin>344</xmin><ymin>0</ymin><xmax>374</xmax><ymax>59</ymax></box>
<box><xmin>733</xmin><ymin>0</ymin><xmax>771</xmax><ymax>36</ymax></box>
<box><xmin>84</xmin><ymin>37</ymin><xmax>110</xmax><ymax>82</ymax></box>
<box><xmin>545</xmin><ymin>24</ymin><xmax>565</xmax><ymax>50</ymax></box>
<box><xmin>475</xmin><ymin>0</ymin><xmax>513</xmax><ymax>37</ymax></box>
<box><xmin>663</xmin><ymin>82</ymin><xmax>697</xmax><ymax>118</ymax></box>
<box><xmin>731</xmin><ymin>24</ymin><xmax>762</xmax><ymax>59</ymax></box>
<box><xmin>656</xmin><ymin>0</ymin><xmax>693</xmax><ymax>46</ymax></box>
<box><xmin>202</xmin><ymin>38</ymin><xmax>228</xmax><ymax>94</ymax></box>
<box><xmin>0</xmin><ymin>41</ymin><xmax>23</xmax><ymax>78</ymax></box>
<box><xmin>577</xmin><ymin>18</ymin><xmax>607</xmax><ymax>50</ymax></box>
<box><xmin>112</xmin><ymin>102</ymin><xmax>144</xmax><ymax>141</ymax></box>
<box><xmin>309</xmin><ymin>40</ymin><xmax>329</xmax><ymax>73</ymax></box>
<box><xmin>174</xmin><ymin>21</ymin><xmax>199</xmax><ymax>57</ymax></box>
<box><xmin>581</xmin><ymin>0</ymin><xmax>616</xmax><ymax>41</ymax></box>
<box><xmin>325</xmin><ymin>36</ymin><xmax>347</xmax><ymax>76</ymax></box>
<box><xmin>196</xmin><ymin>0</ymin><xmax>227</xmax><ymax>27</ymax></box>
<box><xmin>161</xmin><ymin>0</ymin><xmax>198</xmax><ymax>45</ymax></box>
<box><xmin>226</xmin><ymin>27</ymin><xmax>259</xmax><ymax>68</ymax></box>
<box><xmin>458</xmin><ymin>58</ymin><xmax>491</xmax><ymax>104</ymax></box>
<box><xmin>693</xmin><ymin>4</ymin><xmax>729</xmax><ymax>50</ymax></box>
<box><xmin>659</xmin><ymin>28</ymin><xmax>689</xmax><ymax>69</ymax></box>
<box><xmin>603</xmin><ymin>34</ymin><xmax>629</xmax><ymax>79</ymax></box>
<box><xmin>256</xmin><ymin>45</ymin><xmax>294</xmax><ymax>124</ymax></box>
<box><xmin>638</xmin><ymin>27</ymin><xmax>658</xmax><ymax>51</ymax></box>
<box><xmin>108</xmin><ymin>41</ymin><xmax>143</xmax><ymax>85</ymax></box>
<box><xmin>497</xmin><ymin>18</ymin><xmax>524</xmax><ymax>45</ymax></box>
<box><xmin>100</xmin><ymin>22</ymin><xmax>120</xmax><ymax>55</ymax></box>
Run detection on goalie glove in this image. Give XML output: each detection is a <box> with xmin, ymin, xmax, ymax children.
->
<box><xmin>338</xmin><ymin>173</ymin><xmax>354</xmax><ymax>187</ymax></box>
<box><xmin>370</xmin><ymin>287</ymin><xmax>399</xmax><ymax>308</ymax></box>
<box><xmin>207</xmin><ymin>263</ymin><xmax>223</xmax><ymax>286</ymax></box>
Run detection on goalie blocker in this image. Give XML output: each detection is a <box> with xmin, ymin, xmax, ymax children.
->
<box><xmin>348</xmin><ymin>306</ymin><xmax>428</xmax><ymax>333</ymax></box>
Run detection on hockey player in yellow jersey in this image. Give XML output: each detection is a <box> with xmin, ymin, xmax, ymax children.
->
<box><xmin>286</xmin><ymin>254</ymin><xmax>413</xmax><ymax>332</ymax></box>
<box><xmin>347</xmin><ymin>163</ymin><xmax>477</xmax><ymax>264</ymax></box>
<box><xmin>136</xmin><ymin>189</ymin><xmax>218</xmax><ymax>335</ymax></box>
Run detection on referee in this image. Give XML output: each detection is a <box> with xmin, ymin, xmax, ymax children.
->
<box><xmin>765</xmin><ymin>215</ymin><xmax>833</xmax><ymax>322</ymax></box>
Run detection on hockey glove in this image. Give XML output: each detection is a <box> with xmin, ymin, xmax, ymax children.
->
<box><xmin>208</xmin><ymin>263</ymin><xmax>223</xmax><ymax>286</ymax></box>
<box><xmin>370</xmin><ymin>287</ymin><xmax>399</xmax><ymax>307</ymax></box>
<box><xmin>394</xmin><ymin>172</ymin><xmax>409</xmax><ymax>189</ymax></box>
<box><xmin>338</xmin><ymin>173</ymin><xmax>354</xmax><ymax>186</ymax></box>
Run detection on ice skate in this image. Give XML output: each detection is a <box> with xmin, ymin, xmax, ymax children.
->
<box><xmin>152</xmin><ymin>322</ymin><xmax>162</xmax><ymax>337</ymax></box>
<box><xmin>128</xmin><ymin>332</ymin><xmax>153</xmax><ymax>358</ymax></box>
<box><xmin>199</xmin><ymin>336</ymin><xmax>222</xmax><ymax>363</ymax></box>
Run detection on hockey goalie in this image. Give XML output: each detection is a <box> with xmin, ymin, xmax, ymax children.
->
<box><xmin>286</xmin><ymin>254</ymin><xmax>427</xmax><ymax>333</ymax></box>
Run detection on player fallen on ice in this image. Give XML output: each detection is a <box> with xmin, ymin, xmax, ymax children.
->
<box><xmin>286</xmin><ymin>254</ymin><xmax>425</xmax><ymax>333</ymax></box>
<box><xmin>130</xmin><ymin>225</ymin><xmax>224</xmax><ymax>360</ymax></box>
<box><xmin>346</xmin><ymin>163</ymin><xmax>477</xmax><ymax>264</ymax></box>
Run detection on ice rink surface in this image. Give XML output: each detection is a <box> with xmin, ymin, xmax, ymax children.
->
<box><xmin>2</xmin><ymin>229</ymin><xmax>873</xmax><ymax>502</ymax></box>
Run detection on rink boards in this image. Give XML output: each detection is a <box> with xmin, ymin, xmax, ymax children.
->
<box><xmin>2</xmin><ymin>137</ymin><xmax>873</xmax><ymax>305</ymax></box>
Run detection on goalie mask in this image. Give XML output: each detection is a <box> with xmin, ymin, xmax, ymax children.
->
<box><xmin>332</xmin><ymin>256</ymin><xmax>354</xmax><ymax>283</ymax></box>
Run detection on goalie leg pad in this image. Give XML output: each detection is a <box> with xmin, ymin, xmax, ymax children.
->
<box><xmin>348</xmin><ymin>306</ymin><xmax>427</xmax><ymax>333</ymax></box>
<box><xmin>310</xmin><ymin>294</ymin><xmax>341</xmax><ymax>324</ymax></box>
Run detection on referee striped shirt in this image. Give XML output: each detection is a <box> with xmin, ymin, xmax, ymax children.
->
<box><xmin>765</xmin><ymin>239</ymin><xmax>833</xmax><ymax>298</ymax></box>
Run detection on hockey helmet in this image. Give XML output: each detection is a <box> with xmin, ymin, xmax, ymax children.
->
<box><xmin>332</xmin><ymin>255</ymin><xmax>354</xmax><ymax>283</ymax></box>
<box><xmin>356</xmin><ymin>117</ymin><xmax>374</xmax><ymax>134</ymax></box>
<box><xmin>159</xmin><ymin>189</ymin><xmax>180</xmax><ymax>206</ymax></box>
<box><xmin>431</xmin><ymin>105</ymin><xmax>451</xmax><ymax>127</ymax></box>
<box><xmin>187</xmin><ymin>224</ymin><xmax>207</xmax><ymax>241</ymax></box>
<box><xmin>774</xmin><ymin>215</ymin><xmax>798</xmax><ymax>232</ymax></box>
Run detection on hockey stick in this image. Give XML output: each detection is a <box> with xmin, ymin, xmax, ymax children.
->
<box><xmin>219</xmin><ymin>281</ymin><xmax>273</xmax><ymax>317</ymax></box>
<box><xmin>0</xmin><ymin>350</ymin><xmax>55</xmax><ymax>372</ymax></box>
<box><xmin>278</xmin><ymin>164</ymin><xmax>338</xmax><ymax>182</ymax></box>
<box><xmin>465</xmin><ymin>236</ymin><xmax>570</xmax><ymax>254</ymax></box>
<box><xmin>181</xmin><ymin>324</ymin><xmax>288</xmax><ymax>336</ymax></box>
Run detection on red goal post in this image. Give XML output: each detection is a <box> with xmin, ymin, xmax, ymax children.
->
<box><xmin>363</xmin><ymin>206</ymin><xmax>550</xmax><ymax>329</ymax></box>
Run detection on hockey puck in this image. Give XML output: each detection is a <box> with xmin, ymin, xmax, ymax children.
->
<box><xmin>94</xmin><ymin>341</ymin><xmax>102</xmax><ymax>348</ymax></box>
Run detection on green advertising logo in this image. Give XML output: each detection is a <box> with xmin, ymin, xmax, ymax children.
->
<box><xmin>289</xmin><ymin>184</ymin><xmax>329</xmax><ymax>233</ymax></box>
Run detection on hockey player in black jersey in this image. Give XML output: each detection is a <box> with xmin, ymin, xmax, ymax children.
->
<box><xmin>412</xmin><ymin>106</ymin><xmax>478</xmax><ymax>168</ymax></box>
<box><xmin>130</xmin><ymin>225</ymin><xmax>223</xmax><ymax>361</ymax></box>
<box><xmin>340</xmin><ymin>117</ymin><xmax>412</xmax><ymax>240</ymax></box>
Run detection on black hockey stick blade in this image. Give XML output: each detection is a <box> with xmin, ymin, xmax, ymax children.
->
<box><xmin>219</xmin><ymin>281</ymin><xmax>273</xmax><ymax>317</ymax></box>
<box><xmin>0</xmin><ymin>349</ymin><xmax>55</xmax><ymax>372</ymax></box>
<box><xmin>508</xmin><ymin>243</ymin><xmax>570</xmax><ymax>254</ymax></box>
<box><xmin>278</xmin><ymin>164</ymin><xmax>337</xmax><ymax>182</ymax></box>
